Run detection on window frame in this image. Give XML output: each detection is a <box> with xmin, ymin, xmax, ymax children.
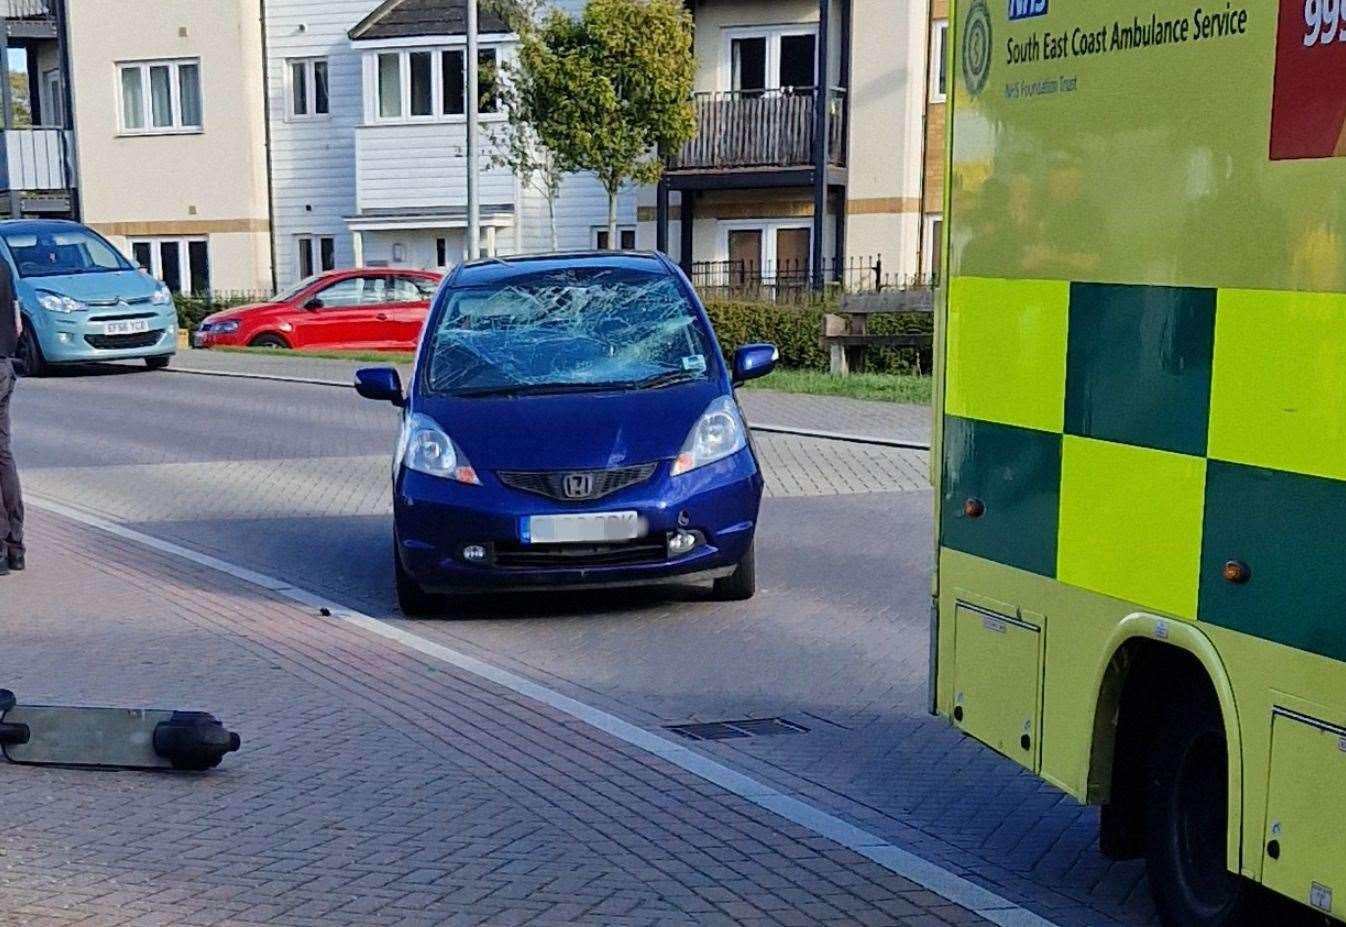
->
<box><xmin>366</xmin><ymin>43</ymin><xmax>505</xmax><ymax>125</ymax></box>
<box><xmin>592</xmin><ymin>226</ymin><xmax>637</xmax><ymax>251</ymax></box>
<box><xmin>718</xmin><ymin>219</ymin><xmax>813</xmax><ymax>282</ymax></box>
<box><xmin>287</xmin><ymin>57</ymin><xmax>330</xmax><ymax>121</ymax></box>
<box><xmin>930</xmin><ymin>20</ymin><xmax>949</xmax><ymax>104</ymax></box>
<box><xmin>128</xmin><ymin>236</ymin><xmax>211</xmax><ymax>295</ymax></box>
<box><xmin>720</xmin><ymin>25</ymin><xmax>820</xmax><ymax>93</ymax></box>
<box><xmin>116</xmin><ymin>58</ymin><xmax>203</xmax><ymax>135</ymax></box>
<box><xmin>296</xmin><ymin>235</ymin><xmax>337</xmax><ymax>280</ymax></box>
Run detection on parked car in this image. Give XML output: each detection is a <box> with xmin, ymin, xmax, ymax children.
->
<box><xmin>354</xmin><ymin>252</ymin><xmax>778</xmax><ymax>616</ymax></box>
<box><xmin>2</xmin><ymin>219</ymin><xmax>178</xmax><ymax>375</ymax></box>
<box><xmin>194</xmin><ymin>268</ymin><xmax>441</xmax><ymax>353</ymax></box>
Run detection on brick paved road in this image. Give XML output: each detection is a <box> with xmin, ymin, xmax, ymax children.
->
<box><xmin>9</xmin><ymin>364</ymin><xmax>1159</xmax><ymax>926</ymax></box>
<box><xmin>1</xmin><ymin>510</ymin><xmax>987</xmax><ymax>926</ymax></box>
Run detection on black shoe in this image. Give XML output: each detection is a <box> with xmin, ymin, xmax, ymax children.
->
<box><xmin>5</xmin><ymin>551</ymin><xmax>21</xmax><ymax>572</ymax></box>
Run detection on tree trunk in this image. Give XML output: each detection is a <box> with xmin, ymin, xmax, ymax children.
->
<box><xmin>548</xmin><ymin>194</ymin><xmax>558</xmax><ymax>251</ymax></box>
<box><xmin>607</xmin><ymin>188</ymin><xmax>619</xmax><ymax>250</ymax></box>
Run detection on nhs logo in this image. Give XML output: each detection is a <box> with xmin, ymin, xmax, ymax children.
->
<box><xmin>1008</xmin><ymin>0</ymin><xmax>1047</xmax><ymax>20</ymax></box>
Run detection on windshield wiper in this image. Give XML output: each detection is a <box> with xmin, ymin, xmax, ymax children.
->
<box><xmin>627</xmin><ymin>370</ymin><xmax>701</xmax><ymax>390</ymax></box>
<box><xmin>448</xmin><ymin>381</ymin><xmax>632</xmax><ymax>398</ymax></box>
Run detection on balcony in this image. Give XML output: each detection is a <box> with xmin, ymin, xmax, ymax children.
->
<box><xmin>0</xmin><ymin>128</ymin><xmax>74</xmax><ymax>214</ymax></box>
<box><xmin>4</xmin><ymin>0</ymin><xmax>57</xmax><ymax>39</ymax></box>
<box><xmin>667</xmin><ymin>87</ymin><xmax>847</xmax><ymax>176</ymax></box>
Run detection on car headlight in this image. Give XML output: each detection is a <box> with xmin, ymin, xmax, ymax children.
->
<box><xmin>203</xmin><ymin>320</ymin><xmax>239</xmax><ymax>334</ymax></box>
<box><xmin>396</xmin><ymin>412</ymin><xmax>480</xmax><ymax>484</ymax></box>
<box><xmin>150</xmin><ymin>285</ymin><xmax>173</xmax><ymax>305</ymax></box>
<box><xmin>671</xmin><ymin>396</ymin><xmax>747</xmax><ymax>476</ymax></box>
<box><xmin>35</xmin><ymin>290</ymin><xmax>86</xmax><ymax>314</ymax></box>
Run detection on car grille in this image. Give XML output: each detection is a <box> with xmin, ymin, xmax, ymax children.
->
<box><xmin>497</xmin><ymin>463</ymin><xmax>658</xmax><ymax>502</ymax></box>
<box><xmin>493</xmin><ymin>537</ymin><xmax>668</xmax><ymax>569</ymax></box>
<box><xmin>84</xmin><ymin>330</ymin><xmax>164</xmax><ymax>350</ymax></box>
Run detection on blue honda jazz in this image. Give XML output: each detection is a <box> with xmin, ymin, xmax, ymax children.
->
<box><xmin>355</xmin><ymin>252</ymin><xmax>777</xmax><ymax>616</ymax></box>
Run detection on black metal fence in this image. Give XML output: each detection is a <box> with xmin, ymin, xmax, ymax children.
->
<box><xmin>688</xmin><ymin>255</ymin><xmax>934</xmax><ymax>303</ymax></box>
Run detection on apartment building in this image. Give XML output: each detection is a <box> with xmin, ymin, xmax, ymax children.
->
<box><xmin>637</xmin><ymin>0</ymin><xmax>939</xmax><ymax>287</ymax></box>
<box><xmin>264</xmin><ymin>0</ymin><xmax>636</xmax><ymax>290</ymax></box>
<box><xmin>63</xmin><ymin>0</ymin><xmax>272</xmax><ymax>293</ymax></box>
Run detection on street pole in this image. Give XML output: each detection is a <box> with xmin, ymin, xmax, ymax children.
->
<box><xmin>465</xmin><ymin>0</ymin><xmax>481</xmax><ymax>261</ymax></box>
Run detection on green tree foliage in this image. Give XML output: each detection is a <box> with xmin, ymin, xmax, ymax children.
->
<box><xmin>518</xmin><ymin>0</ymin><xmax>695</xmax><ymax>247</ymax></box>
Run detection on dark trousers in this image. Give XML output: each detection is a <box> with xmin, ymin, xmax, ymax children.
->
<box><xmin>0</xmin><ymin>358</ymin><xmax>22</xmax><ymax>555</ymax></box>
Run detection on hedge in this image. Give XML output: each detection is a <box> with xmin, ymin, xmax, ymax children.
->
<box><xmin>703</xmin><ymin>299</ymin><xmax>932</xmax><ymax>375</ymax></box>
<box><xmin>174</xmin><ymin>291</ymin><xmax>933</xmax><ymax>375</ymax></box>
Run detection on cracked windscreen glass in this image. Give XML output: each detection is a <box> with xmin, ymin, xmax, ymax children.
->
<box><xmin>425</xmin><ymin>267</ymin><xmax>713</xmax><ymax>397</ymax></box>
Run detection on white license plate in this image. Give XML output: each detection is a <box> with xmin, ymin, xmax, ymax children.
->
<box><xmin>527</xmin><ymin>511</ymin><xmax>643</xmax><ymax>544</ymax></box>
<box><xmin>104</xmin><ymin>319</ymin><xmax>150</xmax><ymax>336</ymax></box>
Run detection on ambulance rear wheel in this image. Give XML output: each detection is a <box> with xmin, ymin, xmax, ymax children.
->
<box><xmin>1143</xmin><ymin>681</ymin><xmax>1254</xmax><ymax>927</ymax></box>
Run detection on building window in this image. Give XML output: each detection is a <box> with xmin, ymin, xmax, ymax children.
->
<box><xmin>373</xmin><ymin>46</ymin><xmax>501</xmax><ymax>122</ymax></box>
<box><xmin>297</xmin><ymin>235</ymin><xmax>336</xmax><ymax>279</ymax></box>
<box><xmin>925</xmin><ymin>214</ymin><xmax>944</xmax><ymax>285</ymax></box>
<box><xmin>720</xmin><ymin>221</ymin><xmax>811</xmax><ymax>285</ymax></box>
<box><xmin>930</xmin><ymin>20</ymin><xmax>948</xmax><ymax>103</ymax></box>
<box><xmin>725</xmin><ymin>28</ymin><xmax>817</xmax><ymax>93</ymax></box>
<box><xmin>289</xmin><ymin>58</ymin><xmax>329</xmax><ymax>118</ymax></box>
<box><xmin>118</xmin><ymin>59</ymin><xmax>202</xmax><ymax>133</ymax></box>
<box><xmin>131</xmin><ymin>237</ymin><xmax>210</xmax><ymax>294</ymax></box>
<box><xmin>436</xmin><ymin>237</ymin><xmax>448</xmax><ymax>267</ymax></box>
<box><xmin>593</xmin><ymin>227</ymin><xmax>636</xmax><ymax>251</ymax></box>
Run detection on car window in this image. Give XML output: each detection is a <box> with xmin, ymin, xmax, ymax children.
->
<box><xmin>2</xmin><ymin>227</ymin><xmax>132</xmax><ymax>278</ymax></box>
<box><xmin>425</xmin><ymin>267</ymin><xmax>712</xmax><ymax>396</ymax></box>
<box><xmin>315</xmin><ymin>276</ymin><xmax>386</xmax><ymax>307</ymax></box>
<box><xmin>412</xmin><ymin>278</ymin><xmax>438</xmax><ymax>298</ymax></box>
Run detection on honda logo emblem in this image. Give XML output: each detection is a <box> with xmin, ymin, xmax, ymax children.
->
<box><xmin>563</xmin><ymin>473</ymin><xmax>594</xmax><ymax>499</ymax></box>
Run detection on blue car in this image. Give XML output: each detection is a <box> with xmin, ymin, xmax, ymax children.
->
<box><xmin>355</xmin><ymin>252</ymin><xmax>778</xmax><ymax>615</ymax></box>
<box><xmin>3</xmin><ymin>219</ymin><xmax>177</xmax><ymax>375</ymax></box>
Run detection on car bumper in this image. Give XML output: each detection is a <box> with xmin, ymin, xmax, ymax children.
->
<box><xmin>192</xmin><ymin>329</ymin><xmax>245</xmax><ymax>349</ymax></box>
<box><xmin>394</xmin><ymin>449</ymin><xmax>764</xmax><ymax>593</ymax></box>
<box><xmin>37</xmin><ymin>315</ymin><xmax>178</xmax><ymax>363</ymax></box>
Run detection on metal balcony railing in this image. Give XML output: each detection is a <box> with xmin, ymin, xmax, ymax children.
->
<box><xmin>4</xmin><ymin>0</ymin><xmax>51</xmax><ymax>19</ymax></box>
<box><xmin>669</xmin><ymin>87</ymin><xmax>847</xmax><ymax>173</ymax></box>
<box><xmin>2</xmin><ymin>128</ymin><xmax>71</xmax><ymax>192</ymax></box>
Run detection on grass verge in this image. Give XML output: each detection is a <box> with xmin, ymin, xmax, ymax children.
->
<box><xmin>742</xmin><ymin>369</ymin><xmax>932</xmax><ymax>404</ymax></box>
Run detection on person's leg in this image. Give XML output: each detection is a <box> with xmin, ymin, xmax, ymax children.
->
<box><xmin>0</xmin><ymin>358</ymin><xmax>23</xmax><ymax>561</ymax></box>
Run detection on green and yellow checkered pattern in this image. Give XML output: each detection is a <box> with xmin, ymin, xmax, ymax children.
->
<box><xmin>940</xmin><ymin>277</ymin><xmax>1346</xmax><ymax>664</ymax></box>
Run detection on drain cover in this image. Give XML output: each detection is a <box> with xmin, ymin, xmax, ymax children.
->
<box><xmin>665</xmin><ymin>718</ymin><xmax>808</xmax><ymax>741</ymax></box>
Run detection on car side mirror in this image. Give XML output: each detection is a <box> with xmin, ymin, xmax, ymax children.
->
<box><xmin>732</xmin><ymin>343</ymin><xmax>778</xmax><ymax>385</ymax></box>
<box><xmin>304</xmin><ymin>297</ymin><xmax>323</xmax><ymax>310</ymax></box>
<box><xmin>354</xmin><ymin>367</ymin><xmax>405</xmax><ymax>406</ymax></box>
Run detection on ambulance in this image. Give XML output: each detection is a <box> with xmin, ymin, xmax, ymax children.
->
<box><xmin>932</xmin><ymin>1</ymin><xmax>1346</xmax><ymax>923</ymax></box>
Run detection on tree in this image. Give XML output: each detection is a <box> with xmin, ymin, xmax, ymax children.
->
<box><xmin>488</xmin><ymin>0</ymin><xmax>567</xmax><ymax>251</ymax></box>
<box><xmin>521</xmin><ymin>0</ymin><xmax>695</xmax><ymax>248</ymax></box>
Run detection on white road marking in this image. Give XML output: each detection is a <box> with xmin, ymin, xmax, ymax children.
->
<box><xmin>29</xmin><ymin>492</ymin><xmax>1058</xmax><ymax>927</ymax></box>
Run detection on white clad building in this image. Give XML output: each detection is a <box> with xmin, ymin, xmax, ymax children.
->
<box><xmin>264</xmin><ymin>0</ymin><xmax>638</xmax><ymax>289</ymax></box>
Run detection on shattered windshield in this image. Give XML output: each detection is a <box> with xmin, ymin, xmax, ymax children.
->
<box><xmin>425</xmin><ymin>267</ymin><xmax>713</xmax><ymax>396</ymax></box>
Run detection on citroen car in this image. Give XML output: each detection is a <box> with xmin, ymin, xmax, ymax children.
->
<box><xmin>4</xmin><ymin>219</ymin><xmax>178</xmax><ymax>375</ymax></box>
<box><xmin>355</xmin><ymin>252</ymin><xmax>777</xmax><ymax>616</ymax></box>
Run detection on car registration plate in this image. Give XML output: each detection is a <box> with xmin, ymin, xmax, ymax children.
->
<box><xmin>526</xmin><ymin>511</ymin><xmax>643</xmax><ymax>544</ymax></box>
<box><xmin>104</xmin><ymin>319</ymin><xmax>150</xmax><ymax>336</ymax></box>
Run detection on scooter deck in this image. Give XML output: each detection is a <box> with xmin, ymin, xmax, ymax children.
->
<box><xmin>0</xmin><ymin>691</ymin><xmax>240</xmax><ymax>771</ymax></box>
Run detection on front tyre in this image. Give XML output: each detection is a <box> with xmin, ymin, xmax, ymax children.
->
<box><xmin>713</xmin><ymin>540</ymin><xmax>757</xmax><ymax>601</ymax></box>
<box><xmin>16</xmin><ymin>325</ymin><xmax>45</xmax><ymax>377</ymax></box>
<box><xmin>394</xmin><ymin>538</ymin><xmax>444</xmax><ymax>618</ymax></box>
<box><xmin>1144</xmin><ymin>680</ymin><xmax>1255</xmax><ymax>927</ymax></box>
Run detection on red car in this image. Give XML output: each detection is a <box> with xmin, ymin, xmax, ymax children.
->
<box><xmin>193</xmin><ymin>268</ymin><xmax>442</xmax><ymax>352</ymax></box>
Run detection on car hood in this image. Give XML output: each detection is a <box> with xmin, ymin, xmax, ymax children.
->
<box><xmin>202</xmin><ymin>302</ymin><xmax>285</xmax><ymax>324</ymax></box>
<box><xmin>24</xmin><ymin>270</ymin><xmax>162</xmax><ymax>303</ymax></box>
<box><xmin>417</xmin><ymin>380</ymin><xmax>725</xmax><ymax>471</ymax></box>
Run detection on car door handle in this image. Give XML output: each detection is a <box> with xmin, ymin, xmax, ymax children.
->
<box><xmin>377</xmin><ymin>313</ymin><xmax>388</xmax><ymax>321</ymax></box>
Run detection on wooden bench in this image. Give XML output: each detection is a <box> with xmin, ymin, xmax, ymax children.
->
<box><xmin>821</xmin><ymin>289</ymin><xmax>934</xmax><ymax>376</ymax></box>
